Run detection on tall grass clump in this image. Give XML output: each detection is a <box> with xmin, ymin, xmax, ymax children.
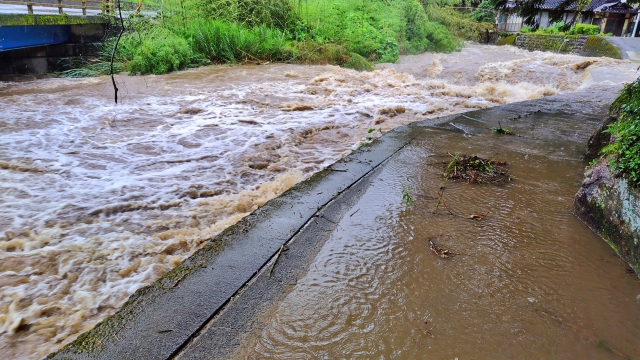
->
<box><xmin>181</xmin><ymin>20</ymin><xmax>290</xmax><ymax>63</ymax></box>
<box><xmin>191</xmin><ymin>0</ymin><xmax>299</xmax><ymax>29</ymax></box>
<box><xmin>128</xmin><ymin>27</ymin><xmax>192</xmax><ymax>74</ymax></box>
<box><xmin>424</xmin><ymin>6</ymin><xmax>493</xmax><ymax>43</ymax></box>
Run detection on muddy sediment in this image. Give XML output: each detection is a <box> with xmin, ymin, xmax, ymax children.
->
<box><xmin>1</xmin><ymin>44</ymin><xmax>639</xmax><ymax>358</ymax></box>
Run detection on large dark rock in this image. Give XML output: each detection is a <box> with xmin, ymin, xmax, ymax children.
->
<box><xmin>575</xmin><ymin>158</ymin><xmax>640</xmax><ymax>276</ymax></box>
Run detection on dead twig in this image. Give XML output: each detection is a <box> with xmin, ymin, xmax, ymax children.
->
<box><xmin>467</xmin><ymin>210</ymin><xmax>490</xmax><ymax>220</ymax></box>
<box><xmin>433</xmin><ymin>188</ymin><xmax>457</xmax><ymax>216</ymax></box>
<box><xmin>269</xmin><ymin>245</ymin><xmax>284</xmax><ymax>278</ymax></box>
<box><xmin>429</xmin><ymin>239</ymin><xmax>457</xmax><ymax>260</ymax></box>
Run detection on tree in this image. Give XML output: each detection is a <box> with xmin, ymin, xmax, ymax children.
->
<box><xmin>470</xmin><ymin>1</ymin><xmax>497</xmax><ymax>23</ymax></box>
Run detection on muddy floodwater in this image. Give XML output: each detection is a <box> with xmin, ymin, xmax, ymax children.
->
<box><xmin>1</xmin><ymin>44</ymin><xmax>639</xmax><ymax>358</ymax></box>
<box><xmin>235</xmin><ymin>95</ymin><xmax>640</xmax><ymax>359</ymax></box>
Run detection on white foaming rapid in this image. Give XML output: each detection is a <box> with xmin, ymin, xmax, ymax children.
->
<box><xmin>0</xmin><ymin>43</ymin><xmax>637</xmax><ymax>359</ymax></box>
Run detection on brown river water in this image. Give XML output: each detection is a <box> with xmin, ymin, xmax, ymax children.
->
<box><xmin>0</xmin><ymin>44</ymin><xmax>639</xmax><ymax>358</ymax></box>
<box><xmin>234</xmin><ymin>99</ymin><xmax>640</xmax><ymax>359</ymax></box>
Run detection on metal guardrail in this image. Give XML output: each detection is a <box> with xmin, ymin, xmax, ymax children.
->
<box><xmin>0</xmin><ymin>0</ymin><xmax>116</xmax><ymax>16</ymax></box>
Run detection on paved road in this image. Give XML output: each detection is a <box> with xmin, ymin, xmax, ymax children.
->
<box><xmin>606</xmin><ymin>36</ymin><xmax>640</xmax><ymax>62</ymax></box>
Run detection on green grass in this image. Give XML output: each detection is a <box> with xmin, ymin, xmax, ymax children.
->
<box><xmin>61</xmin><ymin>0</ymin><xmax>495</xmax><ymax>76</ymax></box>
<box><xmin>180</xmin><ymin>20</ymin><xmax>291</xmax><ymax>63</ymax></box>
<box><xmin>602</xmin><ymin>78</ymin><xmax>640</xmax><ymax>188</ymax></box>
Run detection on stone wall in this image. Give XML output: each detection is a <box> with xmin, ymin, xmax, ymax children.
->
<box><xmin>514</xmin><ymin>34</ymin><xmax>586</xmax><ymax>54</ymax></box>
<box><xmin>508</xmin><ymin>34</ymin><xmax>622</xmax><ymax>59</ymax></box>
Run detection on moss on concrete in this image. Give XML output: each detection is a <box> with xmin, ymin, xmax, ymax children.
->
<box><xmin>0</xmin><ymin>14</ymin><xmax>107</xmax><ymax>26</ymax></box>
<box><xmin>582</xmin><ymin>36</ymin><xmax>622</xmax><ymax>59</ymax></box>
<box><xmin>496</xmin><ymin>34</ymin><xmax>516</xmax><ymax>46</ymax></box>
<box><xmin>343</xmin><ymin>52</ymin><xmax>375</xmax><ymax>72</ymax></box>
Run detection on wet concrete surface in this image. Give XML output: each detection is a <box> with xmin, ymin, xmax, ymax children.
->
<box><xmin>606</xmin><ymin>36</ymin><xmax>640</xmax><ymax>62</ymax></box>
<box><xmin>49</xmin><ymin>85</ymin><xmax>622</xmax><ymax>360</ymax></box>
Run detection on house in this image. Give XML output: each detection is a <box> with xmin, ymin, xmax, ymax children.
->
<box><xmin>496</xmin><ymin>0</ymin><xmax>639</xmax><ymax>36</ymax></box>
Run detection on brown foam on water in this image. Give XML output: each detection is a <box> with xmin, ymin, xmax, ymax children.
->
<box><xmin>0</xmin><ymin>170</ymin><xmax>303</xmax><ymax>359</ymax></box>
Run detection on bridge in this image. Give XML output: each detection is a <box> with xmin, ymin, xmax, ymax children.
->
<box><xmin>0</xmin><ymin>0</ymin><xmax>138</xmax><ymax>74</ymax></box>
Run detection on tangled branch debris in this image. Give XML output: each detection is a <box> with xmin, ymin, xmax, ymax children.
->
<box><xmin>443</xmin><ymin>153</ymin><xmax>510</xmax><ymax>184</ymax></box>
<box><xmin>491</xmin><ymin>122</ymin><xmax>515</xmax><ymax>135</ymax></box>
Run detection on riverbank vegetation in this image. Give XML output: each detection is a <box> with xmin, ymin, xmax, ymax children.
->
<box><xmin>602</xmin><ymin>78</ymin><xmax>640</xmax><ymax>189</ymax></box>
<box><xmin>63</xmin><ymin>0</ymin><xmax>494</xmax><ymax>76</ymax></box>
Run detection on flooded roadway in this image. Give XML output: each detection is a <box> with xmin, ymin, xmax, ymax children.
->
<box><xmin>232</xmin><ymin>97</ymin><xmax>640</xmax><ymax>359</ymax></box>
<box><xmin>0</xmin><ymin>44</ymin><xmax>639</xmax><ymax>358</ymax></box>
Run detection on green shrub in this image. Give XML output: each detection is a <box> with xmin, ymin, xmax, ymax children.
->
<box><xmin>567</xmin><ymin>23</ymin><xmax>600</xmax><ymax>35</ymax></box>
<box><xmin>343</xmin><ymin>52</ymin><xmax>375</xmax><ymax>71</ymax></box>
<box><xmin>129</xmin><ymin>28</ymin><xmax>192</xmax><ymax>74</ymax></box>
<box><xmin>403</xmin><ymin>0</ymin><xmax>430</xmax><ymax>53</ymax></box>
<box><xmin>424</xmin><ymin>21</ymin><xmax>457</xmax><ymax>52</ymax></box>
<box><xmin>520</xmin><ymin>26</ymin><xmax>531</xmax><ymax>33</ymax></box>
<box><xmin>602</xmin><ymin>78</ymin><xmax>640</xmax><ymax>188</ymax></box>
<box><xmin>470</xmin><ymin>1</ymin><xmax>496</xmax><ymax>23</ymax></box>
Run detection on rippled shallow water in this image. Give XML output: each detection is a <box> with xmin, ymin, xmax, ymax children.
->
<box><xmin>0</xmin><ymin>44</ymin><xmax>639</xmax><ymax>358</ymax></box>
<box><xmin>240</xmin><ymin>105</ymin><xmax>640</xmax><ymax>359</ymax></box>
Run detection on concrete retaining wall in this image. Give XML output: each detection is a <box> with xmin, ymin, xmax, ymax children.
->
<box><xmin>504</xmin><ymin>33</ymin><xmax>622</xmax><ymax>59</ymax></box>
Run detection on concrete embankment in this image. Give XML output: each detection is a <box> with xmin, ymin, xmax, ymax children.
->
<box><xmin>49</xmin><ymin>85</ymin><xmax>625</xmax><ymax>360</ymax></box>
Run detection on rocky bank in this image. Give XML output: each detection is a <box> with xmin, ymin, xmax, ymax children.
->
<box><xmin>575</xmin><ymin>117</ymin><xmax>640</xmax><ymax>276</ymax></box>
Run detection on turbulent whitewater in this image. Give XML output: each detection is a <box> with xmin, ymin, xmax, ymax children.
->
<box><xmin>0</xmin><ymin>44</ymin><xmax>637</xmax><ymax>359</ymax></box>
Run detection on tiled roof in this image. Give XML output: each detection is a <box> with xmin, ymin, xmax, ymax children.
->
<box><xmin>540</xmin><ymin>0</ymin><xmax>636</xmax><ymax>12</ymax></box>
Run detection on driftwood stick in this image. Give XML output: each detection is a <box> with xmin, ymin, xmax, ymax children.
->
<box><xmin>110</xmin><ymin>0</ymin><xmax>125</xmax><ymax>103</ymax></box>
<box><xmin>268</xmin><ymin>245</ymin><xmax>285</xmax><ymax>278</ymax></box>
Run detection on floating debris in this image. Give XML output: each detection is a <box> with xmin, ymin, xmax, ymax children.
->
<box><xmin>491</xmin><ymin>122</ymin><xmax>515</xmax><ymax>135</ymax></box>
<box><xmin>443</xmin><ymin>153</ymin><xmax>510</xmax><ymax>184</ymax></box>
<box><xmin>428</xmin><ymin>239</ymin><xmax>456</xmax><ymax>260</ymax></box>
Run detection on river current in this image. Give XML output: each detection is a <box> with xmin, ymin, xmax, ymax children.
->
<box><xmin>0</xmin><ymin>44</ymin><xmax>638</xmax><ymax>359</ymax></box>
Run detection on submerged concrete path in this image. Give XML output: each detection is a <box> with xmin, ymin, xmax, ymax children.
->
<box><xmin>49</xmin><ymin>85</ymin><xmax>621</xmax><ymax>360</ymax></box>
